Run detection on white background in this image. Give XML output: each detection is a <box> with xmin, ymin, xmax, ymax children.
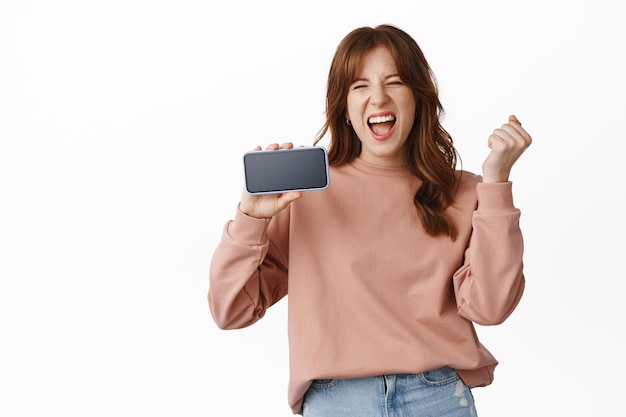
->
<box><xmin>1</xmin><ymin>0</ymin><xmax>624</xmax><ymax>415</ymax></box>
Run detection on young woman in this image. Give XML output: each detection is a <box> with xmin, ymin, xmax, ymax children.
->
<box><xmin>208</xmin><ymin>24</ymin><xmax>531</xmax><ymax>416</ymax></box>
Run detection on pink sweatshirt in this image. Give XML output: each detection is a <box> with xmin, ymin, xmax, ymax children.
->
<box><xmin>208</xmin><ymin>157</ymin><xmax>525</xmax><ymax>414</ymax></box>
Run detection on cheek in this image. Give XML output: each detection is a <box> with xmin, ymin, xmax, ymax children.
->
<box><xmin>345</xmin><ymin>94</ymin><xmax>365</xmax><ymax>118</ymax></box>
<box><xmin>402</xmin><ymin>99</ymin><xmax>417</xmax><ymax>128</ymax></box>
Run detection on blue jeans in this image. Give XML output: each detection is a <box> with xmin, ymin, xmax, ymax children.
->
<box><xmin>302</xmin><ymin>367</ymin><xmax>477</xmax><ymax>417</ymax></box>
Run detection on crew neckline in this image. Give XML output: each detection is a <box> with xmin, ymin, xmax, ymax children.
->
<box><xmin>349</xmin><ymin>157</ymin><xmax>412</xmax><ymax>177</ymax></box>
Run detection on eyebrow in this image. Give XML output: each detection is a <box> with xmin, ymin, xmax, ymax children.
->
<box><xmin>352</xmin><ymin>73</ymin><xmax>401</xmax><ymax>83</ymax></box>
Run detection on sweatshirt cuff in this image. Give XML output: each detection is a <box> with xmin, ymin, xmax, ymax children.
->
<box><xmin>227</xmin><ymin>205</ymin><xmax>271</xmax><ymax>246</ymax></box>
<box><xmin>476</xmin><ymin>182</ymin><xmax>516</xmax><ymax>213</ymax></box>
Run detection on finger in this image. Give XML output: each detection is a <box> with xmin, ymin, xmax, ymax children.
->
<box><xmin>509</xmin><ymin>114</ymin><xmax>521</xmax><ymax>126</ymax></box>
<box><xmin>490</xmin><ymin>127</ymin><xmax>531</xmax><ymax>158</ymax></box>
<box><xmin>283</xmin><ymin>191</ymin><xmax>303</xmax><ymax>202</ymax></box>
<box><xmin>506</xmin><ymin>115</ymin><xmax>532</xmax><ymax>139</ymax></box>
<box><xmin>275</xmin><ymin>191</ymin><xmax>303</xmax><ymax>211</ymax></box>
<box><xmin>280</xmin><ymin>142</ymin><xmax>294</xmax><ymax>149</ymax></box>
<box><xmin>490</xmin><ymin>126</ymin><xmax>516</xmax><ymax>142</ymax></box>
<box><xmin>501</xmin><ymin>122</ymin><xmax>532</xmax><ymax>147</ymax></box>
<box><xmin>488</xmin><ymin>131</ymin><xmax>515</xmax><ymax>150</ymax></box>
<box><xmin>499</xmin><ymin>124</ymin><xmax>524</xmax><ymax>139</ymax></box>
<box><xmin>265</xmin><ymin>143</ymin><xmax>280</xmax><ymax>150</ymax></box>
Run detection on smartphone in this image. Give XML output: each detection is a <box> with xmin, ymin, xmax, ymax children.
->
<box><xmin>243</xmin><ymin>146</ymin><xmax>330</xmax><ymax>194</ymax></box>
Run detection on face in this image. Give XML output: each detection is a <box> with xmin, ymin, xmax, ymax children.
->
<box><xmin>346</xmin><ymin>46</ymin><xmax>416</xmax><ymax>167</ymax></box>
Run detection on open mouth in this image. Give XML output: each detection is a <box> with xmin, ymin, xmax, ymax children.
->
<box><xmin>368</xmin><ymin>114</ymin><xmax>396</xmax><ymax>136</ymax></box>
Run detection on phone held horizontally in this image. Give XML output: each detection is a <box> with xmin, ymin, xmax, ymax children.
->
<box><xmin>243</xmin><ymin>146</ymin><xmax>330</xmax><ymax>195</ymax></box>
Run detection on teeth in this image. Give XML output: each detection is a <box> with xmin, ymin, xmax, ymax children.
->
<box><xmin>368</xmin><ymin>115</ymin><xmax>396</xmax><ymax>124</ymax></box>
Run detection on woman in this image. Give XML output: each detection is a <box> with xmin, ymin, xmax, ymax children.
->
<box><xmin>208</xmin><ymin>24</ymin><xmax>531</xmax><ymax>416</ymax></box>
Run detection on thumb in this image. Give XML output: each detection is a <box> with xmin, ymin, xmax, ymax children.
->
<box><xmin>276</xmin><ymin>191</ymin><xmax>303</xmax><ymax>210</ymax></box>
<box><xmin>509</xmin><ymin>114</ymin><xmax>521</xmax><ymax>125</ymax></box>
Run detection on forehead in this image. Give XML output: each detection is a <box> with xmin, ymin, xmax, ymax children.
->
<box><xmin>355</xmin><ymin>46</ymin><xmax>398</xmax><ymax>75</ymax></box>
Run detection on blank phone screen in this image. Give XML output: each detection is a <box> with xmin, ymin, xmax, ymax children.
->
<box><xmin>243</xmin><ymin>147</ymin><xmax>330</xmax><ymax>194</ymax></box>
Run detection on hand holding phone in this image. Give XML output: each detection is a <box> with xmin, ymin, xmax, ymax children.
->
<box><xmin>239</xmin><ymin>142</ymin><xmax>316</xmax><ymax>219</ymax></box>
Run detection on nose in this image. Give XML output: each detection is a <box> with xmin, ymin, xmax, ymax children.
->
<box><xmin>370</xmin><ymin>84</ymin><xmax>389</xmax><ymax>106</ymax></box>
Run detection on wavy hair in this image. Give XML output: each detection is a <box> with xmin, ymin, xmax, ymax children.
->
<box><xmin>314</xmin><ymin>24</ymin><xmax>460</xmax><ymax>239</ymax></box>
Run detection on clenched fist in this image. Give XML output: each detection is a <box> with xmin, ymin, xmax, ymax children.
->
<box><xmin>482</xmin><ymin>115</ymin><xmax>532</xmax><ymax>183</ymax></box>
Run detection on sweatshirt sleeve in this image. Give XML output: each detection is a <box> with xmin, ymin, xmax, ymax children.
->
<box><xmin>208</xmin><ymin>206</ymin><xmax>290</xmax><ymax>330</ymax></box>
<box><xmin>452</xmin><ymin>181</ymin><xmax>525</xmax><ymax>326</ymax></box>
